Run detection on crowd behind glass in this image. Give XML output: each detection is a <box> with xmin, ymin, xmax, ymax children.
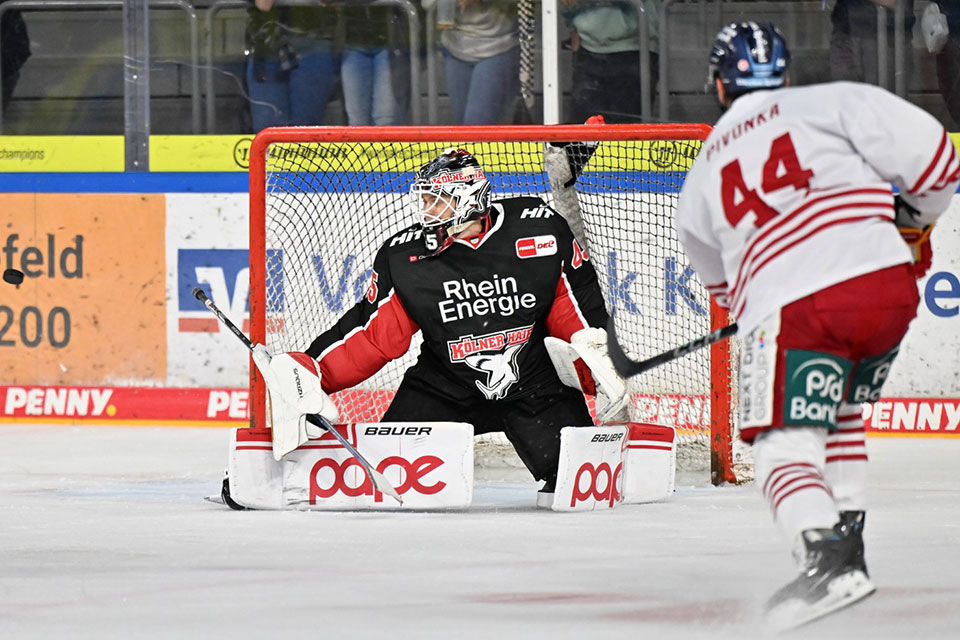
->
<box><xmin>1</xmin><ymin>1</ymin><xmax>959</xmax><ymax>134</ymax></box>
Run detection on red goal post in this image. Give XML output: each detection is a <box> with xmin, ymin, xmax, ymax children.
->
<box><xmin>248</xmin><ymin>124</ymin><xmax>745</xmax><ymax>485</ymax></box>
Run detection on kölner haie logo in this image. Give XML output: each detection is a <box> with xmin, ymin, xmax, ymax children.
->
<box><xmin>447</xmin><ymin>325</ymin><xmax>534</xmax><ymax>400</ymax></box>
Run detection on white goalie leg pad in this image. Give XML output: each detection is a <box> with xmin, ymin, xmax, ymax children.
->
<box><xmin>620</xmin><ymin>422</ymin><xmax>676</xmax><ymax>504</ymax></box>
<box><xmin>226</xmin><ymin>428</ymin><xmax>284</xmax><ymax>510</ymax></box>
<box><xmin>227</xmin><ymin>423</ymin><xmax>475</xmax><ymax>510</ymax></box>
<box><xmin>546</xmin><ymin>425</ymin><xmax>628</xmax><ymax>512</ymax></box>
<box><xmin>544</xmin><ymin>328</ymin><xmax>628</xmax><ymax>423</ymax></box>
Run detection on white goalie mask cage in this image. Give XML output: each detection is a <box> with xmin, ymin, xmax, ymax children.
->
<box><xmin>409</xmin><ymin>148</ymin><xmax>492</xmax><ymax>253</ymax></box>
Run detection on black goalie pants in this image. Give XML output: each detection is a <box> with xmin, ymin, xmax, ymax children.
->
<box><xmin>381</xmin><ymin>376</ymin><xmax>593</xmax><ymax>483</ymax></box>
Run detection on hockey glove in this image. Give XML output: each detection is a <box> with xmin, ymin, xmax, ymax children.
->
<box><xmin>894</xmin><ymin>195</ymin><xmax>934</xmax><ymax>279</ymax></box>
<box><xmin>252</xmin><ymin>345</ymin><xmax>340</xmax><ymax>460</ymax></box>
<box><xmin>544</xmin><ymin>327</ymin><xmax>628</xmax><ymax>423</ymax></box>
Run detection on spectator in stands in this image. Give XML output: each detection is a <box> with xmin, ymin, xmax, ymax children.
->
<box><xmin>829</xmin><ymin>0</ymin><xmax>915</xmax><ymax>87</ymax></box>
<box><xmin>340</xmin><ymin>2</ymin><xmax>409</xmax><ymax>125</ymax></box>
<box><xmin>561</xmin><ymin>1</ymin><xmax>659</xmax><ymax>124</ymax></box>
<box><xmin>926</xmin><ymin>0</ymin><xmax>960</xmax><ymax>126</ymax></box>
<box><xmin>1</xmin><ymin>1</ymin><xmax>30</xmax><ymax>110</ymax></box>
<box><xmin>245</xmin><ymin>0</ymin><xmax>338</xmax><ymax>132</ymax></box>
<box><xmin>421</xmin><ymin>0</ymin><xmax>519</xmax><ymax>125</ymax></box>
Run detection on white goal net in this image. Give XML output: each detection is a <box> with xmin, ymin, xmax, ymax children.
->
<box><xmin>248</xmin><ymin>125</ymin><xmax>748</xmax><ymax>484</ymax></box>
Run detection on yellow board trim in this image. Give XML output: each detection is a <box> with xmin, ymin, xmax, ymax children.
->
<box><xmin>2</xmin><ymin>134</ymin><xmax>958</xmax><ymax>174</ymax></box>
<box><xmin>0</xmin><ymin>136</ymin><xmax>123</xmax><ymax>172</ymax></box>
<box><xmin>151</xmin><ymin>135</ymin><xmax>253</xmax><ymax>172</ymax></box>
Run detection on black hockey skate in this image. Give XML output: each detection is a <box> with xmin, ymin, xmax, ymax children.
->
<box><xmin>764</xmin><ymin>514</ymin><xmax>875</xmax><ymax>631</ymax></box>
<box><xmin>840</xmin><ymin>510</ymin><xmax>867</xmax><ymax>575</ymax></box>
<box><xmin>205</xmin><ymin>470</ymin><xmax>248</xmax><ymax>510</ymax></box>
<box><xmin>220</xmin><ymin>475</ymin><xmax>247</xmax><ymax>511</ymax></box>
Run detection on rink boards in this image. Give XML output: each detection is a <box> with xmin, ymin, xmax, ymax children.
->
<box><xmin>2</xmin><ymin>162</ymin><xmax>960</xmax><ymax>434</ymax></box>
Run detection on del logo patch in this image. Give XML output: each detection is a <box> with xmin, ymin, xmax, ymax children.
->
<box><xmin>516</xmin><ymin>235</ymin><xmax>557</xmax><ymax>259</ymax></box>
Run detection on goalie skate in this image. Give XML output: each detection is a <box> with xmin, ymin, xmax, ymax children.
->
<box><xmin>205</xmin><ymin>470</ymin><xmax>247</xmax><ymax>511</ymax></box>
<box><xmin>764</xmin><ymin>520</ymin><xmax>875</xmax><ymax>632</ymax></box>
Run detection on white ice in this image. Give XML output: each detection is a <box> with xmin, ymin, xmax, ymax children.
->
<box><xmin>1</xmin><ymin>425</ymin><xmax>958</xmax><ymax>639</ymax></box>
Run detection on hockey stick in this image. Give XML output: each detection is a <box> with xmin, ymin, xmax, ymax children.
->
<box><xmin>192</xmin><ymin>287</ymin><xmax>403</xmax><ymax>505</ymax></box>
<box><xmin>606</xmin><ymin>315</ymin><xmax>739</xmax><ymax>378</ymax></box>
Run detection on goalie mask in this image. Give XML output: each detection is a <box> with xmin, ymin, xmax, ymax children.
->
<box><xmin>410</xmin><ymin>148</ymin><xmax>492</xmax><ymax>256</ymax></box>
<box><xmin>709</xmin><ymin>21</ymin><xmax>789</xmax><ymax>99</ymax></box>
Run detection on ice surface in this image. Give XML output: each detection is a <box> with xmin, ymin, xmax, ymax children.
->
<box><xmin>1</xmin><ymin>425</ymin><xmax>958</xmax><ymax>639</ymax></box>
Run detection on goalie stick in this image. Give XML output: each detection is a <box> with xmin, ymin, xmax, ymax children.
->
<box><xmin>544</xmin><ymin>137</ymin><xmax>629</xmax><ymax>418</ymax></box>
<box><xmin>606</xmin><ymin>315</ymin><xmax>739</xmax><ymax>378</ymax></box>
<box><xmin>192</xmin><ymin>287</ymin><xmax>403</xmax><ymax>505</ymax></box>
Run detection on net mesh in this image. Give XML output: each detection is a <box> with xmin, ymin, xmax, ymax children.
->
<box><xmin>253</xmin><ymin>132</ymin><xmax>742</xmax><ymax>481</ymax></box>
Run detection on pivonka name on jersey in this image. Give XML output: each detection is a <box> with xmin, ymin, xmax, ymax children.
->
<box><xmin>703</xmin><ymin>102</ymin><xmax>780</xmax><ymax>162</ymax></box>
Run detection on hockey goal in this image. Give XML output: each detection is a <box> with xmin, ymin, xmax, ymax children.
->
<box><xmin>248</xmin><ymin>124</ymin><xmax>748</xmax><ymax>485</ymax></box>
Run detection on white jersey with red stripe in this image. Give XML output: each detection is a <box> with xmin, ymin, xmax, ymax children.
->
<box><xmin>676</xmin><ymin>81</ymin><xmax>960</xmax><ymax>334</ymax></box>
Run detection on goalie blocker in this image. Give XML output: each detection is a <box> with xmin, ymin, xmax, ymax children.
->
<box><xmin>544</xmin><ymin>327</ymin><xmax>628</xmax><ymax>422</ymax></box>
<box><xmin>251</xmin><ymin>344</ymin><xmax>340</xmax><ymax>460</ymax></box>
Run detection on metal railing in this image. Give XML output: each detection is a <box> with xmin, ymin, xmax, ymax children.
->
<box><xmin>203</xmin><ymin>0</ymin><xmax>421</xmax><ymax>133</ymax></box>
<box><xmin>513</xmin><ymin>0</ymin><xmax>652</xmax><ymax>124</ymax></box>
<box><xmin>658</xmin><ymin>0</ymin><xmax>910</xmax><ymax>123</ymax></box>
<box><xmin>0</xmin><ymin>0</ymin><xmax>201</xmax><ymax>135</ymax></box>
<box><xmin>0</xmin><ymin>1</ymin><xmax>922</xmax><ymax>145</ymax></box>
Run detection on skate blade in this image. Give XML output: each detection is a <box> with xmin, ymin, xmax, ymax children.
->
<box><xmin>536</xmin><ymin>491</ymin><xmax>554</xmax><ymax>509</ymax></box>
<box><xmin>765</xmin><ymin>570</ymin><xmax>876</xmax><ymax>632</ymax></box>
<box><xmin>204</xmin><ymin>494</ymin><xmax>226</xmax><ymax>506</ymax></box>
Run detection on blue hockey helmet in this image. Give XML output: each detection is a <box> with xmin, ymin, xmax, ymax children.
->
<box><xmin>708</xmin><ymin>22</ymin><xmax>790</xmax><ymax>98</ymax></box>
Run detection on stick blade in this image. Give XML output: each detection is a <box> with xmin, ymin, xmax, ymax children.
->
<box><xmin>371</xmin><ymin>469</ymin><xmax>404</xmax><ymax>505</ymax></box>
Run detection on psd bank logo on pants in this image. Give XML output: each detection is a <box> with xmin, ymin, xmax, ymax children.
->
<box><xmin>177</xmin><ymin>249</ymin><xmax>283</xmax><ymax>332</ymax></box>
<box><xmin>783</xmin><ymin>350</ymin><xmax>852</xmax><ymax>426</ymax></box>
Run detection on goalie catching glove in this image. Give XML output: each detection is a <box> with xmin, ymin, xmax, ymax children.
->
<box><xmin>894</xmin><ymin>195</ymin><xmax>934</xmax><ymax>279</ymax></box>
<box><xmin>544</xmin><ymin>327</ymin><xmax>628</xmax><ymax>422</ymax></box>
<box><xmin>251</xmin><ymin>345</ymin><xmax>339</xmax><ymax>460</ymax></box>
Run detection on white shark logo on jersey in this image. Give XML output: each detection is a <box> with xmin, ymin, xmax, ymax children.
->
<box><xmin>463</xmin><ymin>343</ymin><xmax>525</xmax><ymax>400</ymax></box>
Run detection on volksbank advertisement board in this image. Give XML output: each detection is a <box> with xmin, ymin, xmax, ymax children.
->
<box><xmin>1</xmin><ymin>135</ymin><xmax>959</xmax><ymax>432</ymax></box>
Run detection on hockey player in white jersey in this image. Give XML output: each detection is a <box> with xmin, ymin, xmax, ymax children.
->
<box><xmin>675</xmin><ymin>22</ymin><xmax>960</xmax><ymax>631</ymax></box>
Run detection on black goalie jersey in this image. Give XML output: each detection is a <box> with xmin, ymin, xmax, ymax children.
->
<box><xmin>304</xmin><ymin>196</ymin><xmax>609</xmax><ymax>403</ymax></box>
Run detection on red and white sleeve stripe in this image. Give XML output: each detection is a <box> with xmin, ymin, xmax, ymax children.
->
<box><xmin>316</xmin><ymin>289</ymin><xmax>419</xmax><ymax>393</ymax></box>
<box><xmin>909</xmin><ymin>130</ymin><xmax>960</xmax><ymax>195</ymax></box>
<box><xmin>545</xmin><ymin>267</ymin><xmax>590</xmax><ymax>342</ymax></box>
<box><xmin>706</xmin><ymin>282</ymin><xmax>730</xmax><ymax>309</ymax></box>
<box><xmin>728</xmin><ymin>187</ymin><xmax>894</xmax><ymax>317</ymax></box>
